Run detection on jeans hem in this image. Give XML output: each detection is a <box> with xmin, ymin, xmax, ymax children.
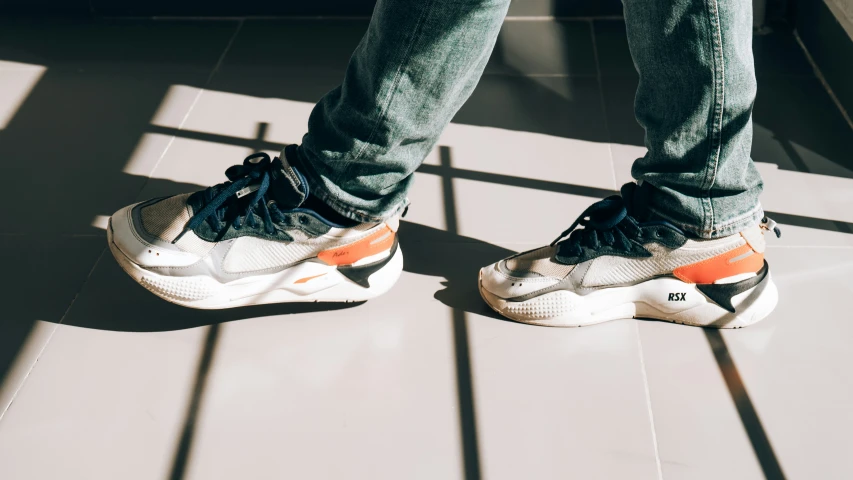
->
<box><xmin>287</xmin><ymin>146</ymin><xmax>406</xmax><ymax>224</ymax></box>
<box><xmin>647</xmin><ymin>203</ymin><xmax>763</xmax><ymax>239</ymax></box>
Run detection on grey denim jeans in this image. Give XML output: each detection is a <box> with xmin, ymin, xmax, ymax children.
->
<box><xmin>291</xmin><ymin>0</ymin><xmax>764</xmax><ymax>239</ymax></box>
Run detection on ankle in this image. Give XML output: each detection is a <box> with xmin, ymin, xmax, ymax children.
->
<box><xmin>303</xmin><ymin>194</ymin><xmax>360</xmax><ymax>227</ymax></box>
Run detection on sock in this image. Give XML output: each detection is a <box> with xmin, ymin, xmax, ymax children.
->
<box><xmin>283</xmin><ymin>144</ymin><xmax>361</xmax><ymax>227</ymax></box>
<box><xmin>302</xmin><ymin>194</ymin><xmax>360</xmax><ymax>227</ymax></box>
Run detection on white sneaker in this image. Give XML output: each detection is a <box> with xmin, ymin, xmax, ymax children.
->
<box><xmin>479</xmin><ymin>185</ymin><xmax>780</xmax><ymax>328</ymax></box>
<box><xmin>108</xmin><ymin>152</ymin><xmax>402</xmax><ymax>309</ymax></box>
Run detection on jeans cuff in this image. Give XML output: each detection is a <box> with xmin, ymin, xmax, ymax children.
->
<box><xmin>285</xmin><ymin>145</ymin><xmax>407</xmax><ymax>224</ymax></box>
<box><xmin>647</xmin><ymin>203</ymin><xmax>764</xmax><ymax>239</ymax></box>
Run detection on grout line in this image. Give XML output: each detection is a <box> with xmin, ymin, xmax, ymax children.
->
<box><xmin>635</xmin><ymin>323</ymin><xmax>664</xmax><ymax>480</ymax></box>
<box><xmin>704</xmin><ymin>330</ymin><xmax>787</xmax><ymax>479</ymax></box>
<box><xmin>205</xmin><ymin>19</ymin><xmax>244</xmax><ymax>85</ymax></box>
<box><xmin>588</xmin><ymin>19</ymin><xmax>621</xmax><ymax>190</ymax></box>
<box><xmin>138</xmin><ymin>19</ymin><xmax>244</xmax><ymax>192</ymax></box>
<box><xmin>0</xmin><ymin>323</ymin><xmax>61</xmax><ymax>423</ymax></box>
<box><xmin>793</xmin><ymin>30</ymin><xmax>853</xmax><ymax>132</ymax></box>
<box><xmin>0</xmin><ymin>248</ymin><xmax>108</xmax><ymax>424</ymax></box>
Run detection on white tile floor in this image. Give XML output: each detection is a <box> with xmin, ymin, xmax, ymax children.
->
<box><xmin>0</xmin><ymin>17</ymin><xmax>851</xmax><ymax>480</ymax></box>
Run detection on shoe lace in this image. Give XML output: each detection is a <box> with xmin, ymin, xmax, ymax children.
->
<box><xmin>549</xmin><ymin>194</ymin><xmax>643</xmax><ymax>257</ymax></box>
<box><xmin>550</xmin><ymin>193</ymin><xmax>784</xmax><ymax>257</ymax></box>
<box><xmin>173</xmin><ymin>152</ymin><xmax>288</xmax><ymax>243</ymax></box>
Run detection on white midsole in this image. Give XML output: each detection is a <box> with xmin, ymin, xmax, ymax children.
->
<box><xmin>479</xmin><ymin>272</ymin><xmax>778</xmax><ymax>328</ymax></box>
<box><xmin>108</xmin><ymin>228</ymin><xmax>403</xmax><ymax>309</ymax></box>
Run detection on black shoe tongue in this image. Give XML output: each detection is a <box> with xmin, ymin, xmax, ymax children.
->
<box><xmin>269</xmin><ymin>155</ymin><xmax>308</xmax><ymax>209</ymax></box>
<box><xmin>621</xmin><ymin>181</ymin><xmax>652</xmax><ymax>222</ymax></box>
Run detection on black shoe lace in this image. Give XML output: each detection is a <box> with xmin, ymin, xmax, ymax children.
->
<box><xmin>550</xmin><ymin>194</ymin><xmax>643</xmax><ymax>257</ymax></box>
<box><xmin>173</xmin><ymin>153</ymin><xmax>288</xmax><ymax>243</ymax></box>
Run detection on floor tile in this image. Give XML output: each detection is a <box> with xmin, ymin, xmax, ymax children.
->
<box><xmin>757</xmin><ymin>163</ymin><xmax>853</xmax><ymax>229</ymax></box>
<box><xmin>437</xmin><ymin>122</ymin><xmax>615</xmax><ymax>189</ymax></box>
<box><xmin>593</xmin><ymin>20</ymin><xmax>815</xmax><ymax>78</ymax></box>
<box><xmin>752</xmin><ymin>27</ymin><xmax>815</xmax><ymax>77</ymax></box>
<box><xmin>5</xmin><ymin>239</ymin><xmax>451</xmax><ymax>479</ymax></box>
<box><xmin>0</xmin><ymin>63</ymin><xmax>46</xmax><ymax>129</ymax></box>
<box><xmin>592</xmin><ymin>20</ymin><xmax>638</xmax><ymax>78</ymax></box>
<box><xmin>89</xmin><ymin>1</ymin><xmax>378</xmax><ymax>17</ymax></box>
<box><xmin>0</xmin><ymin>235</ymin><xmax>105</xmax><ymax>418</ymax></box>
<box><xmin>487</xmin><ymin>20</ymin><xmax>596</xmax><ymax>76</ymax></box>
<box><xmin>174</xmin><ymin>273</ymin><xmax>464</xmax><ymax>480</ymax></box>
<box><xmin>1</xmin><ymin>16</ymin><xmax>852</xmax><ymax>480</ymax></box>
<box><xmin>142</xmin><ymin>47</ymin><xmax>613</xmax><ymax>207</ymax></box>
<box><xmin>637</xmin><ymin>321</ymin><xmax>767</xmax><ymax>479</ymax></box>
<box><xmin>451</xmin><ymin>179</ymin><xmax>613</xmax><ymax>251</ymax></box>
<box><xmin>753</xmin><ymin>76</ymin><xmax>853</xmax><ymax>178</ymax></box>
<box><xmin>468</xmin><ymin>316</ymin><xmax>659</xmax><ymax>479</ymax></box>
<box><xmin>507</xmin><ymin>0</ymin><xmax>624</xmax><ymax>17</ymax></box>
<box><xmin>638</xmin><ymin>246</ymin><xmax>853</xmax><ymax>479</ymax></box>
<box><xmin>0</xmin><ymin>323</ymin><xmax>211</xmax><ymax>480</ymax></box>
<box><xmin>720</xmin><ymin>247</ymin><xmax>853</xmax><ymax>479</ymax></box>
<box><xmin>599</xmin><ymin>75</ymin><xmax>644</xmax><ymax>146</ymax></box>
<box><xmin>9</xmin><ymin>229</ymin><xmax>659</xmax><ymax>480</ymax></box>
<box><xmin>219</xmin><ymin>18</ymin><xmax>597</xmax><ymax>81</ymax></box>
<box><xmin>0</xmin><ymin>19</ymin><xmax>238</xmax><ymax>73</ymax></box>
<box><xmin>0</xmin><ymin>20</ymin><xmax>239</xmax><ymax>235</ymax></box>
<box><xmin>455</xmin><ymin>75</ymin><xmax>610</xmax><ymax>143</ymax></box>
<box><xmin>216</xmin><ymin>19</ymin><xmax>366</xmax><ymax>85</ymax></box>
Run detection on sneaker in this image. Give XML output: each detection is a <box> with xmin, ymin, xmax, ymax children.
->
<box><xmin>478</xmin><ymin>184</ymin><xmax>781</xmax><ymax>328</ymax></box>
<box><xmin>108</xmin><ymin>152</ymin><xmax>403</xmax><ymax>309</ymax></box>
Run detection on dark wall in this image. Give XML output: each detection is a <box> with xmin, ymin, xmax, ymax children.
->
<box><xmin>0</xmin><ymin>0</ymin><xmax>625</xmax><ymax>17</ymax></box>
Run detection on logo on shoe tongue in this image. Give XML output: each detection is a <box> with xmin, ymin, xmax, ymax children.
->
<box><xmin>235</xmin><ymin>184</ymin><xmax>260</xmax><ymax>198</ymax></box>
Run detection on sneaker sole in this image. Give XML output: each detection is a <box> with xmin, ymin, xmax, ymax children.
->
<box><xmin>107</xmin><ymin>226</ymin><xmax>403</xmax><ymax>309</ymax></box>
<box><xmin>478</xmin><ymin>269</ymin><xmax>778</xmax><ymax>328</ymax></box>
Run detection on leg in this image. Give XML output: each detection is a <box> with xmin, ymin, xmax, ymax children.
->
<box><xmin>623</xmin><ymin>0</ymin><xmax>763</xmax><ymax>238</ymax></box>
<box><xmin>109</xmin><ymin>0</ymin><xmax>511</xmax><ymax>308</ymax></box>
<box><xmin>292</xmin><ymin>0</ymin><xmax>512</xmax><ymax>223</ymax></box>
<box><xmin>479</xmin><ymin>1</ymin><xmax>779</xmax><ymax>328</ymax></box>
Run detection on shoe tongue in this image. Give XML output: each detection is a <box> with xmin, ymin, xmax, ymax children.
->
<box><xmin>620</xmin><ymin>181</ymin><xmax>651</xmax><ymax>222</ymax></box>
<box><xmin>269</xmin><ymin>154</ymin><xmax>308</xmax><ymax>209</ymax></box>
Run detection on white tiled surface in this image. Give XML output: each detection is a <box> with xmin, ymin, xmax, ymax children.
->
<box><xmin>0</xmin><ymin>18</ymin><xmax>851</xmax><ymax>480</ymax></box>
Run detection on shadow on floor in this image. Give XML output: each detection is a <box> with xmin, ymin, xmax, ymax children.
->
<box><xmin>1</xmin><ymin>17</ymin><xmax>847</xmax><ymax>480</ymax></box>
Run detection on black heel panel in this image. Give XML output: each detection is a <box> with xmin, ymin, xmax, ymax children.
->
<box><xmin>697</xmin><ymin>261</ymin><xmax>769</xmax><ymax>313</ymax></box>
<box><xmin>337</xmin><ymin>238</ymin><xmax>399</xmax><ymax>288</ymax></box>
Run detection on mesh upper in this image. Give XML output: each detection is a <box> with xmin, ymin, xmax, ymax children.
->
<box><xmin>139</xmin><ymin>194</ymin><xmax>216</xmax><ymax>257</ymax></box>
<box><xmin>222</xmin><ymin>225</ymin><xmax>382</xmax><ymax>273</ymax></box>
<box><xmin>582</xmin><ymin>236</ymin><xmax>746</xmax><ymax>287</ymax></box>
<box><xmin>140</xmin><ymin>194</ymin><xmax>191</xmax><ymax>242</ymax></box>
<box><xmin>504</xmin><ymin>246</ymin><xmax>574</xmax><ymax>279</ymax></box>
<box><xmin>139</xmin><ymin>193</ymin><xmax>387</xmax><ymax>270</ymax></box>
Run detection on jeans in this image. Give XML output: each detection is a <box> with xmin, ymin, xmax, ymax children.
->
<box><xmin>290</xmin><ymin>0</ymin><xmax>764</xmax><ymax>239</ymax></box>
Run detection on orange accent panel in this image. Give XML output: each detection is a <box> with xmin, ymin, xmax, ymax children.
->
<box><xmin>294</xmin><ymin>273</ymin><xmax>327</xmax><ymax>284</ymax></box>
<box><xmin>317</xmin><ymin>226</ymin><xmax>395</xmax><ymax>266</ymax></box>
<box><xmin>673</xmin><ymin>244</ymin><xmax>764</xmax><ymax>284</ymax></box>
